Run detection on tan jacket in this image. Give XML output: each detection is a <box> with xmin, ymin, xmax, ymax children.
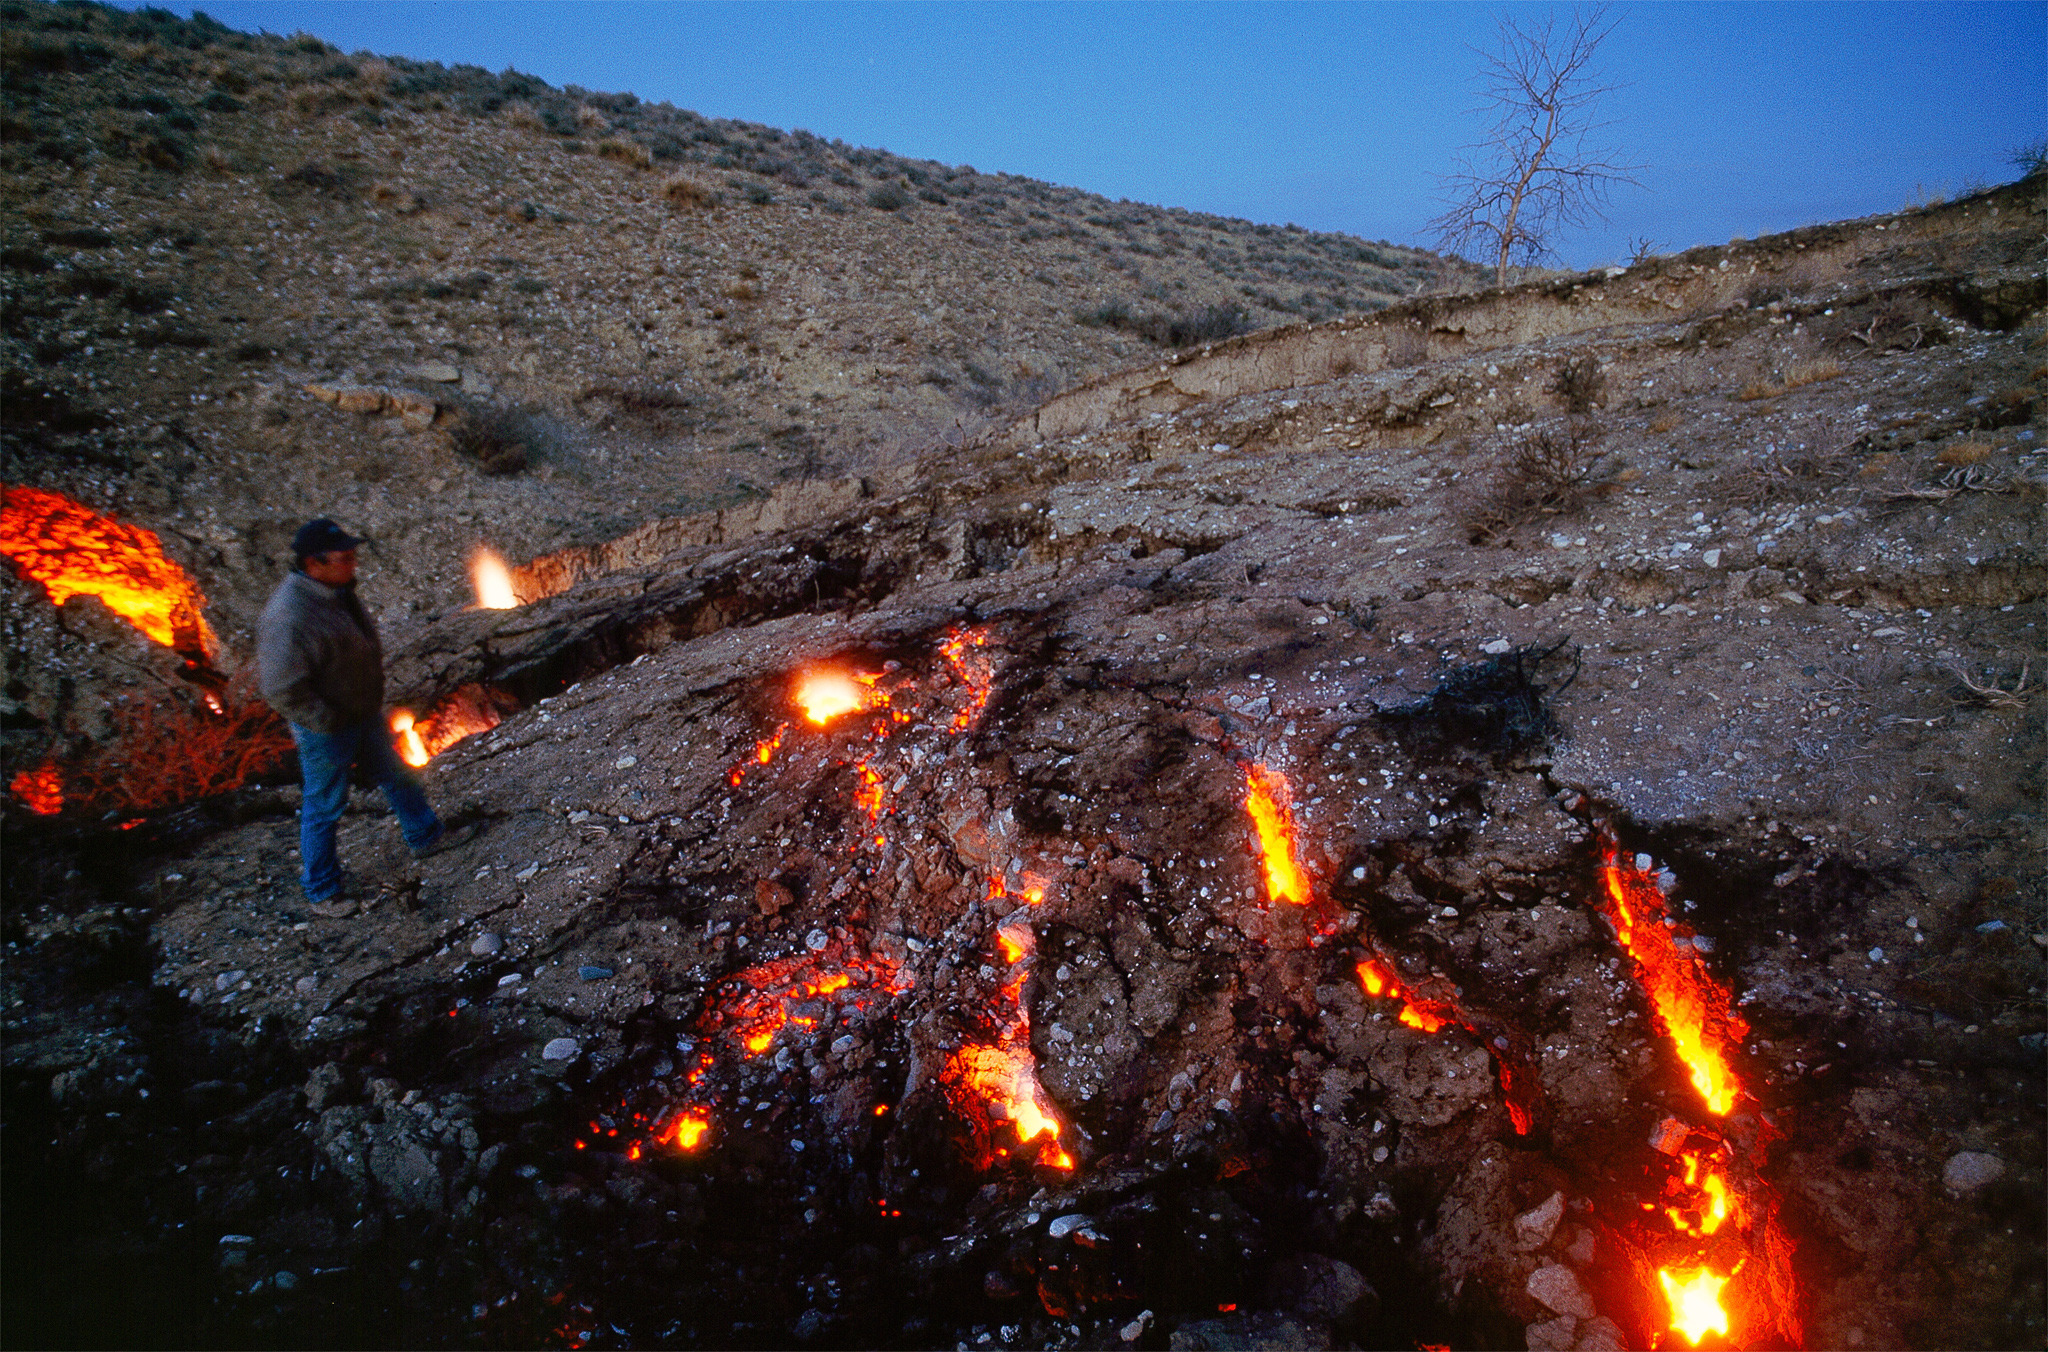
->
<box><xmin>256</xmin><ymin>570</ymin><xmax>385</xmax><ymax>732</ymax></box>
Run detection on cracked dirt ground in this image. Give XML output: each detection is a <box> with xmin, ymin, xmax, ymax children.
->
<box><xmin>5</xmin><ymin>175</ymin><xmax>2045</xmax><ymax>1347</ymax></box>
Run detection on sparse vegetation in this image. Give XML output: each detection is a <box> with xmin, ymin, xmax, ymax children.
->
<box><xmin>59</xmin><ymin>678</ymin><xmax>291</xmax><ymax>814</ymax></box>
<box><xmin>1463</xmin><ymin>421</ymin><xmax>1606</xmax><ymax>543</ymax></box>
<box><xmin>1550</xmin><ymin>355</ymin><xmax>1605</xmax><ymax>413</ymax></box>
<box><xmin>1737</xmin><ymin>359</ymin><xmax>1844</xmax><ymax>401</ymax></box>
<box><xmin>443</xmin><ymin>397</ymin><xmax>542</xmax><ymax>475</ymax></box>
<box><xmin>1075</xmin><ymin>298</ymin><xmax>1250</xmax><ymax>348</ymax></box>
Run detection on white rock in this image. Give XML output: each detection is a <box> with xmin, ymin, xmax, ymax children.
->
<box><xmin>541</xmin><ymin>1038</ymin><xmax>580</xmax><ymax>1061</ymax></box>
<box><xmin>1515</xmin><ymin>1191</ymin><xmax>1565</xmax><ymax>1248</ymax></box>
<box><xmin>1943</xmin><ymin>1151</ymin><xmax>2006</xmax><ymax>1193</ymax></box>
<box><xmin>614</xmin><ymin>754</ymin><xmax>637</xmax><ymax>769</ymax></box>
<box><xmin>805</xmin><ymin>929</ymin><xmax>830</xmax><ymax>952</ymax></box>
<box><xmin>1526</xmin><ymin>1264</ymin><xmax>1596</xmax><ymax>1319</ymax></box>
<box><xmin>411</xmin><ymin>362</ymin><xmax>461</xmax><ymax>383</ymax></box>
<box><xmin>1482</xmin><ymin>639</ymin><xmax>1513</xmax><ymax>655</ymax></box>
<box><xmin>1047</xmin><ymin>1213</ymin><xmax>1094</xmax><ymax>1238</ymax></box>
<box><xmin>471</xmin><ymin>932</ymin><xmax>503</xmax><ymax>957</ymax></box>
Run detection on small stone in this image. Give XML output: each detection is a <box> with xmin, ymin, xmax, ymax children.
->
<box><xmin>614</xmin><ymin>754</ymin><xmax>637</xmax><ymax>769</ymax></box>
<box><xmin>294</xmin><ymin>975</ymin><xmax>320</xmax><ymax>995</ymax></box>
<box><xmin>1566</xmin><ymin>1225</ymin><xmax>1596</xmax><ymax>1266</ymax></box>
<box><xmin>302</xmin><ymin>383</ymin><xmax>341</xmax><ymax>404</ymax></box>
<box><xmin>1525</xmin><ymin>1315</ymin><xmax>1577</xmax><ymax>1351</ymax></box>
<box><xmin>1703</xmin><ymin>548</ymin><xmax>1722</xmax><ymax>567</ymax></box>
<box><xmin>497</xmin><ymin>973</ymin><xmax>522</xmax><ymax>987</ymax></box>
<box><xmin>805</xmin><ymin>929</ymin><xmax>830</xmax><ymax>952</ymax></box>
<box><xmin>1575</xmin><ymin>1315</ymin><xmax>1626</xmax><ymax>1352</ymax></box>
<box><xmin>1526</xmin><ymin>1264</ymin><xmax>1596</xmax><ymax>1320</ymax></box>
<box><xmin>1515</xmin><ymin>1191</ymin><xmax>1565</xmax><ymax>1249</ymax></box>
<box><xmin>470</xmin><ymin>932</ymin><xmax>503</xmax><ymax>957</ymax></box>
<box><xmin>273</xmin><ymin>1270</ymin><xmax>298</xmax><ymax>1290</ymax></box>
<box><xmin>1120</xmin><ymin>1310</ymin><xmax>1154</xmax><ymax>1343</ymax></box>
<box><xmin>1649</xmin><ymin>1116</ymin><xmax>1689</xmax><ymax>1155</ymax></box>
<box><xmin>333</xmin><ymin>386</ymin><xmax>388</xmax><ymax>415</ymax></box>
<box><xmin>1047</xmin><ymin>1213</ymin><xmax>1094</xmax><ymax>1238</ymax></box>
<box><xmin>578</xmin><ymin>966</ymin><xmax>614</xmax><ymax>981</ymax></box>
<box><xmin>755</xmin><ymin>879</ymin><xmax>795</xmax><ymax>916</ymax></box>
<box><xmin>541</xmin><ymin>1038</ymin><xmax>579</xmax><ymax>1062</ymax></box>
<box><xmin>219</xmin><ymin>1234</ymin><xmax>255</xmax><ymax>1246</ymax></box>
<box><xmin>514</xmin><ymin>863</ymin><xmax>540</xmax><ymax>882</ymax></box>
<box><xmin>216</xmin><ymin>970</ymin><xmax>247</xmax><ymax>992</ymax></box>
<box><xmin>1942</xmin><ymin>1151</ymin><xmax>2006</xmax><ymax>1194</ymax></box>
<box><xmin>1482</xmin><ymin>638</ymin><xmax>1513</xmax><ymax>655</ymax></box>
<box><xmin>412</xmin><ymin>362</ymin><xmax>461</xmax><ymax>383</ymax></box>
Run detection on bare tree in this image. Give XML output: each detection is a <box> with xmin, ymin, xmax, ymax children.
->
<box><xmin>1429</xmin><ymin>6</ymin><xmax>1643</xmax><ymax>286</ymax></box>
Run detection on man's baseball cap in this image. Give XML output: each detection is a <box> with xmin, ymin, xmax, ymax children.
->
<box><xmin>292</xmin><ymin>518</ymin><xmax>366</xmax><ymax>559</ymax></box>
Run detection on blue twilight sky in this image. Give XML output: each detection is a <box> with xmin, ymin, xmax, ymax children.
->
<box><xmin>139</xmin><ymin>2</ymin><xmax>2043</xmax><ymax>268</ymax></box>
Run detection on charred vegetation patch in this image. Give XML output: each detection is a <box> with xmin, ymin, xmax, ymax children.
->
<box><xmin>1378</xmin><ymin>641</ymin><xmax>1578</xmax><ymax>757</ymax></box>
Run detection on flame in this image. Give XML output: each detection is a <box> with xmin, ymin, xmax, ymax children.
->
<box><xmin>1598</xmin><ymin>852</ymin><xmax>1747</xmax><ymax>1116</ymax></box>
<box><xmin>470</xmin><ymin>546</ymin><xmax>518</xmax><ymax>609</ymax></box>
<box><xmin>1</xmin><ymin>484</ymin><xmax>217</xmax><ymax>655</ymax></box>
<box><xmin>387</xmin><ymin>689</ymin><xmax>501</xmax><ymax>768</ymax></box>
<box><xmin>946</xmin><ymin>902</ymin><xmax>1073</xmax><ymax>1170</ymax></box>
<box><xmin>1242</xmin><ymin>763</ymin><xmax>1309</xmax><ymax>905</ymax></box>
<box><xmin>10</xmin><ymin>762</ymin><xmax>63</xmax><ymax>815</ymax></box>
<box><xmin>1665</xmin><ymin>1149</ymin><xmax>1739</xmax><ymax>1236</ymax></box>
<box><xmin>1658</xmin><ymin>1266</ymin><xmax>1732</xmax><ymax>1346</ymax></box>
<box><xmin>794</xmin><ymin>668</ymin><xmax>886</xmax><ymax>727</ymax></box>
<box><xmin>390</xmin><ymin>710</ymin><xmax>429</xmax><ymax>768</ymax></box>
<box><xmin>712</xmin><ymin>954</ymin><xmax>902</xmax><ymax>1058</ymax></box>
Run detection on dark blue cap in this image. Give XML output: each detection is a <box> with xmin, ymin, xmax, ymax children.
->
<box><xmin>292</xmin><ymin>518</ymin><xmax>365</xmax><ymax>560</ymax></box>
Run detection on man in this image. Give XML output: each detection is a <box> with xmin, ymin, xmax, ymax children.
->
<box><xmin>258</xmin><ymin>518</ymin><xmax>475</xmax><ymax>907</ymax></box>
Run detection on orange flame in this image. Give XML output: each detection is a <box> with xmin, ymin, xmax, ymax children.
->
<box><xmin>952</xmin><ymin>1039</ymin><xmax>1071</xmax><ymax>1167</ymax></box>
<box><xmin>794</xmin><ymin>669</ymin><xmax>885</xmax><ymax>727</ymax></box>
<box><xmin>728</xmin><ymin>724</ymin><xmax>788</xmax><ymax>786</ymax></box>
<box><xmin>470</xmin><ymin>546</ymin><xmax>518</xmax><ymax>609</ymax></box>
<box><xmin>387</xmin><ymin>690</ymin><xmax>500</xmax><ymax>768</ymax></box>
<box><xmin>1242</xmin><ymin>763</ymin><xmax>1309</xmax><ymax>905</ymax></box>
<box><xmin>391</xmin><ymin>710</ymin><xmax>429</xmax><ymax>768</ymax></box>
<box><xmin>1</xmin><ymin>484</ymin><xmax>217</xmax><ymax>655</ymax></box>
<box><xmin>9</xmin><ymin>761</ymin><xmax>64</xmax><ymax>815</ymax></box>
<box><xmin>1598</xmin><ymin>852</ymin><xmax>1747</xmax><ymax>1116</ymax></box>
<box><xmin>1658</xmin><ymin>1266</ymin><xmax>1732</xmax><ymax>1346</ymax></box>
<box><xmin>1355</xmin><ymin>958</ymin><xmax>1533</xmax><ymax>1133</ymax></box>
<box><xmin>714</xmin><ymin>955</ymin><xmax>901</xmax><ymax>1058</ymax></box>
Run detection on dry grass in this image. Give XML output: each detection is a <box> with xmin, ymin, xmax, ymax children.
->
<box><xmin>62</xmin><ymin>676</ymin><xmax>291</xmax><ymax>814</ymax></box>
<box><xmin>1936</xmin><ymin>440</ymin><xmax>1996</xmax><ymax>466</ymax></box>
<box><xmin>1739</xmin><ymin>360</ymin><xmax>1844</xmax><ymax>402</ymax></box>
<box><xmin>596</xmin><ymin>136</ymin><xmax>652</xmax><ymax>170</ymax></box>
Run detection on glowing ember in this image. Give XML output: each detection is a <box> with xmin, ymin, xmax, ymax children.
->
<box><xmin>1658</xmin><ymin>1266</ymin><xmax>1732</xmax><ymax>1346</ymax></box>
<box><xmin>1354</xmin><ymin>957</ymin><xmax>1535</xmax><ymax>1134</ymax></box>
<box><xmin>9</xmin><ymin>761</ymin><xmax>63</xmax><ymax>815</ymax></box>
<box><xmin>470</xmin><ymin>546</ymin><xmax>518</xmax><ymax>609</ymax></box>
<box><xmin>728</xmin><ymin>724</ymin><xmax>788</xmax><ymax>786</ymax></box>
<box><xmin>952</xmin><ymin>1039</ymin><xmax>1071</xmax><ymax>1168</ymax></box>
<box><xmin>938</xmin><ymin>627</ymin><xmax>994</xmax><ymax>730</ymax></box>
<box><xmin>1598</xmin><ymin>851</ymin><xmax>1748</xmax><ymax>1116</ymax></box>
<box><xmin>853</xmin><ymin>760</ymin><xmax>886</xmax><ymax>820</ymax></box>
<box><xmin>1242</xmin><ymin>763</ymin><xmax>1309</xmax><ymax>905</ymax></box>
<box><xmin>1665</xmin><ymin>1149</ymin><xmax>1738</xmax><ymax>1236</ymax></box>
<box><xmin>794</xmin><ymin>668</ymin><xmax>886</xmax><ymax>726</ymax></box>
<box><xmin>655</xmin><ymin>1112</ymin><xmax>711</xmax><ymax>1152</ymax></box>
<box><xmin>710</xmin><ymin>955</ymin><xmax>902</xmax><ymax>1058</ymax></box>
<box><xmin>1</xmin><ymin>484</ymin><xmax>218</xmax><ymax>655</ymax></box>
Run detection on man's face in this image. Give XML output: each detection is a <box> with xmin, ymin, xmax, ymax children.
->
<box><xmin>304</xmin><ymin>548</ymin><xmax>358</xmax><ymax>586</ymax></box>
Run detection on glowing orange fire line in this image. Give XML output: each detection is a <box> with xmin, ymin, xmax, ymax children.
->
<box><xmin>1243</xmin><ymin>763</ymin><xmax>1309</xmax><ymax>905</ymax></box>
<box><xmin>9</xmin><ymin>761</ymin><xmax>63</xmax><ymax>816</ymax></box>
<box><xmin>1598</xmin><ymin>852</ymin><xmax>1747</xmax><ymax>1116</ymax></box>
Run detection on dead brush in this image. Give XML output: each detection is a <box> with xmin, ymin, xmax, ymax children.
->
<box><xmin>1713</xmin><ymin>422</ymin><xmax>1861</xmax><ymax>507</ymax></box>
<box><xmin>1463</xmin><ymin>421</ymin><xmax>1607</xmax><ymax>544</ymax></box>
<box><xmin>663</xmin><ymin>174</ymin><xmax>716</xmax><ymax>211</ymax></box>
<box><xmin>1550</xmin><ymin>356</ymin><xmax>1605</xmax><ymax>414</ymax></box>
<box><xmin>1948</xmin><ymin>659</ymin><xmax>2040</xmax><ymax>710</ymax></box>
<box><xmin>63</xmin><ymin>677</ymin><xmax>292</xmax><ymax>814</ymax></box>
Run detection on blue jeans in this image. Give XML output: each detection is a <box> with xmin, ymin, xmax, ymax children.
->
<box><xmin>291</xmin><ymin>720</ymin><xmax>441</xmax><ymax>901</ymax></box>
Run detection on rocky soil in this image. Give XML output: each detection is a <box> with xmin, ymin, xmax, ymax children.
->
<box><xmin>4</xmin><ymin>5</ymin><xmax>2046</xmax><ymax>1351</ymax></box>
